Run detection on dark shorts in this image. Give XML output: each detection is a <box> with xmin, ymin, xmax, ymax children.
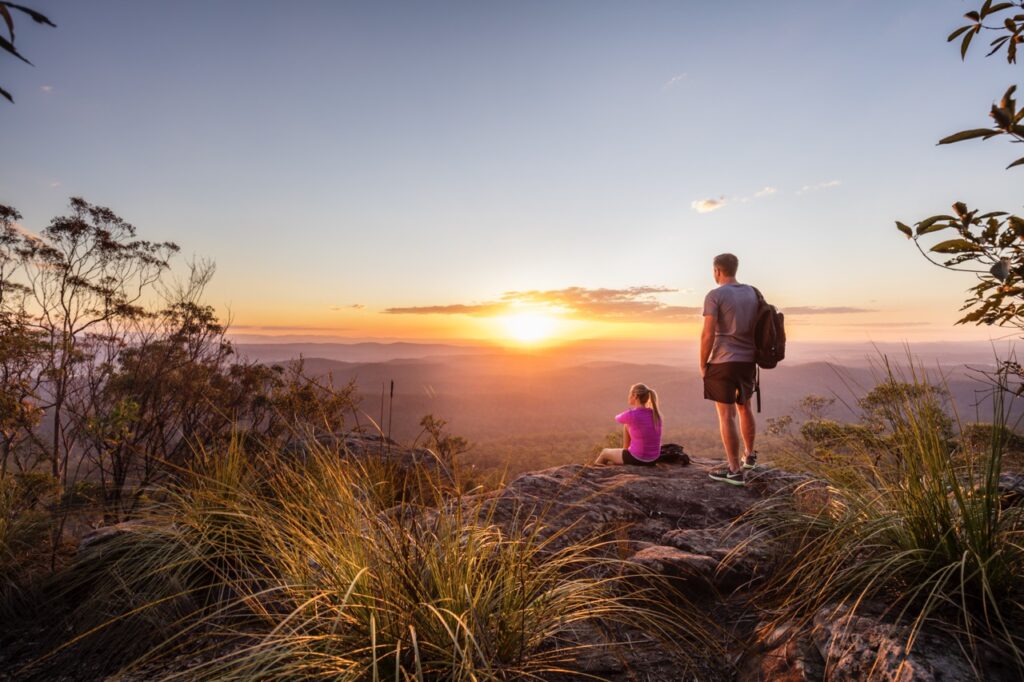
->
<box><xmin>703</xmin><ymin>362</ymin><xmax>756</xmax><ymax>404</ymax></box>
<box><xmin>622</xmin><ymin>449</ymin><xmax>657</xmax><ymax>466</ymax></box>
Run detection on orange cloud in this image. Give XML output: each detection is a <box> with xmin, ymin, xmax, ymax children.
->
<box><xmin>385</xmin><ymin>286</ymin><xmax>701</xmax><ymax>322</ymax></box>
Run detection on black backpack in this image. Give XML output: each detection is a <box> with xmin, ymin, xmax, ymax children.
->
<box><xmin>750</xmin><ymin>287</ymin><xmax>785</xmax><ymax>413</ymax></box>
<box><xmin>751</xmin><ymin>287</ymin><xmax>785</xmax><ymax>369</ymax></box>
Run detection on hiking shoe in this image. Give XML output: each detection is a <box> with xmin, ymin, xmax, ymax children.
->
<box><xmin>742</xmin><ymin>451</ymin><xmax>758</xmax><ymax>470</ymax></box>
<box><xmin>708</xmin><ymin>468</ymin><xmax>745</xmax><ymax>486</ymax></box>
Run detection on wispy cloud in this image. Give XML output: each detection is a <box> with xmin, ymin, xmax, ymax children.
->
<box><xmin>840</xmin><ymin>321</ymin><xmax>931</xmax><ymax>328</ymax></box>
<box><xmin>508</xmin><ymin>286</ymin><xmax>700</xmax><ymax>320</ymax></box>
<box><xmin>9</xmin><ymin>222</ymin><xmax>42</xmax><ymax>242</ymax></box>
<box><xmin>796</xmin><ymin>179</ymin><xmax>841</xmax><ymax>195</ymax></box>
<box><xmin>385</xmin><ymin>286</ymin><xmax>701</xmax><ymax>322</ymax></box>
<box><xmin>49</xmin><ymin>181</ymin><xmax>61</xmax><ymax>188</ymax></box>
<box><xmin>384</xmin><ymin>302</ymin><xmax>509</xmax><ymax>316</ymax></box>
<box><xmin>230</xmin><ymin>324</ymin><xmax>352</xmax><ymax>332</ymax></box>
<box><xmin>662</xmin><ymin>73</ymin><xmax>687</xmax><ymax>90</ymax></box>
<box><xmin>784</xmin><ymin>306</ymin><xmax>874</xmax><ymax>315</ymax></box>
<box><xmin>331</xmin><ymin>304</ymin><xmax>365</xmax><ymax>311</ymax></box>
<box><xmin>694</xmin><ymin>185</ymin><xmax>778</xmax><ymax>212</ymax></box>
<box><xmin>40</xmin><ymin>85</ymin><xmax>53</xmax><ymax>93</ymax></box>
<box><xmin>691</xmin><ymin>197</ymin><xmax>726</xmax><ymax>214</ymax></box>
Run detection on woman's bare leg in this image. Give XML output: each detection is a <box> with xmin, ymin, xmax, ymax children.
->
<box><xmin>594</xmin><ymin>448</ymin><xmax>625</xmax><ymax>465</ymax></box>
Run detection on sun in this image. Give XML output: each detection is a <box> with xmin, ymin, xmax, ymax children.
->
<box><xmin>500</xmin><ymin>312</ymin><xmax>558</xmax><ymax>344</ymax></box>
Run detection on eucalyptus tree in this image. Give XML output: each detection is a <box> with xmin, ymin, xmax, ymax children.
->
<box><xmin>7</xmin><ymin>198</ymin><xmax>178</xmax><ymax>496</ymax></box>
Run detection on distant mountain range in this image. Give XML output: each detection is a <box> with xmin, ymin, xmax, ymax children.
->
<box><xmin>235</xmin><ymin>338</ymin><xmax>1017</xmax><ymax>367</ymax></box>
<box><xmin>234</xmin><ymin>339</ymin><xmax>1021</xmax><ymax>472</ymax></box>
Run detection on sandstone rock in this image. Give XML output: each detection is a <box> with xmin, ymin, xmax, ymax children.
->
<box><xmin>998</xmin><ymin>471</ymin><xmax>1024</xmax><ymax>508</ymax></box>
<box><xmin>659</xmin><ymin>526</ymin><xmax>772</xmax><ymax>591</ymax></box>
<box><xmin>629</xmin><ymin>545</ymin><xmax>720</xmax><ymax>585</ymax></box>
<box><xmin>78</xmin><ymin>519</ymin><xmax>161</xmax><ymax>553</ymax></box>
<box><xmin>286</xmin><ymin>433</ymin><xmax>455</xmax><ymax>483</ymax></box>
<box><xmin>745</xmin><ymin>605</ymin><xmax>981</xmax><ymax>682</ymax></box>
<box><xmin>478</xmin><ymin>456</ymin><xmax>766</xmax><ymax>555</ymax></box>
<box><xmin>811</xmin><ymin>605</ymin><xmax>976</xmax><ymax>681</ymax></box>
<box><xmin>745</xmin><ymin>623</ymin><xmax>824</xmax><ymax>682</ymax></box>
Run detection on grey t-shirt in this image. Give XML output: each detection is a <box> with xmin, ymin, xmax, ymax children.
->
<box><xmin>703</xmin><ymin>283</ymin><xmax>758</xmax><ymax>363</ymax></box>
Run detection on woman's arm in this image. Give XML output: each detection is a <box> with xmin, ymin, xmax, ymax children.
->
<box><xmin>622</xmin><ymin>424</ymin><xmax>631</xmax><ymax>449</ymax></box>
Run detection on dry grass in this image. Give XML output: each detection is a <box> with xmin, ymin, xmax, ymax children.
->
<box><xmin>11</xmin><ymin>438</ymin><xmax>721</xmax><ymax>680</ymax></box>
<box><xmin>748</xmin><ymin>366</ymin><xmax>1024</xmax><ymax>676</ymax></box>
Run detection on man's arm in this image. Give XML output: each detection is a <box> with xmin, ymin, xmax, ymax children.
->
<box><xmin>700</xmin><ymin>314</ymin><xmax>716</xmax><ymax>377</ymax></box>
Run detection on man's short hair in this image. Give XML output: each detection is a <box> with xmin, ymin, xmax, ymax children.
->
<box><xmin>713</xmin><ymin>253</ymin><xmax>739</xmax><ymax>277</ymax></box>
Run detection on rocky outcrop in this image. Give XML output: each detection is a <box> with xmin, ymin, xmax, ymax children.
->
<box><xmin>746</xmin><ymin>605</ymin><xmax>979</xmax><ymax>681</ymax></box>
<box><xmin>479</xmin><ymin>456</ymin><xmax>802</xmax><ymax>586</ymax></box>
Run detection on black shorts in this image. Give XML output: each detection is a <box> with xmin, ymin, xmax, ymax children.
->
<box><xmin>622</xmin><ymin>449</ymin><xmax>657</xmax><ymax>466</ymax></box>
<box><xmin>703</xmin><ymin>362</ymin><xmax>756</xmax><ymax>404</ymax></box>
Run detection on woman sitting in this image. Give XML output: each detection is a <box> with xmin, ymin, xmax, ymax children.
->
<box><xmin>594</xmin><ymin>383</ymin><xmax>662</xmax><ymax>466</ymax></box>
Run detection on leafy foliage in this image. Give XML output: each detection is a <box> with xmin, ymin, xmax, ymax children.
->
<box><xmin>898</xmin><ymin>3</ymin><xmax>1024</xmax><ymax>363</ymax></box>
<box><xmin>0</xmin><ymin>2</ymin><xmax>56</xmax><ymax>103</ymax></box>
<box><xmin>898</xmin><ymin>203</ymin><xmax>1024</xmax><ymax>328</ymax></box>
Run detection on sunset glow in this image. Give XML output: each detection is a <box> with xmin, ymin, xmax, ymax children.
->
<box><xmin>500</xmin><ymin>312</ymin><xmax>559</xmax><ymax>344</ymax></box>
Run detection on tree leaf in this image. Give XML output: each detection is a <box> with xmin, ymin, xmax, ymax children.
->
<box><xmin>4</xmin><ymin>3</ymin><xmax>56</xmax><ymax>27</ymax></box>
<box><xmin>0</xmin><ymin>84</ymin><xmax>12</xmax><ymax>103</ymax></box>
<box><xmin>916</xmin><ymin>215</ymin><xmax>949</xmax><ymax>232</ymax></box>
<box><xmin>931</xmin><ymin>239</ymin><xmax>984</xmax><ymax>253</ymax></box>
<box><xmin>917</xmin><ymin>223</ymin><xmax>950</xmax><ymax>236</ymax></box>
<box><xmin>988</xmin><ymin>35</ymin><xmax>1011</xmax><ymax>56</ymax></box>
<box><xmin>896</xmin><ymin>221</ymin><xmax>913</xmax><ymax>238</ymax></box>
<box><xmin>1002</xmin><ymin>84</ymin><xmax>1017</xmax><ymax>109</ymax></box>
<box><xmin>962</xmin><ymin>26</ymin><xmax>978</xmax><ymax>59</ymax></box>
<box><xmin>938</xmin><ymin>128</ymin><xmax>999</xmax><ymax>144</ymax></box>
<box><xmin>991</xmin><ymin>259</ymin><xmax>1011</xmax><ymax>281</ymax></box>
<box><xmin>992</xmin><ymin>105</ymin><xmax>1013</xmax><ymax>129</ymax></box>
<box><xmin>948</xmin><ymin>25</ymin><xmax>971</xmax><ymax>42</ymax></box>
<box><xmin>0</xmin><ymin>5</ymin><xmax>14</xmax><ymax>42</ymax></box>
<box><xmin>1008</xmin><ymin>156</ymin><xmax>1024</xmax><ymax>169</ymax></box>
<box><xmin>0</xmin><ymin>33</ymin><xmax>31</xmax><ymax>64</ymax></box>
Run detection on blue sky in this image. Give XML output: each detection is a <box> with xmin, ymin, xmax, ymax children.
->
<box><xmin>2</xmin><ymin>0</ymin><xmax>1021</xmax><ymax>343</ymax></box>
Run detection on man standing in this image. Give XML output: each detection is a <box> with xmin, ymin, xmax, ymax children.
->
<box><xmin>700</xmin><ymin>253</ymin><xmax>759</xmax><ymax>485</ymax></box>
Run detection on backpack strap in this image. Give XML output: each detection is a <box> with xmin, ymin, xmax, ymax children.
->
<box><xmin>750</xmin><ymin>286</ymin><xmax>764</xmax><ymax>413</ymax></box>
<box><xmin>755</xmin><ymin>365</ymin><xmax>762</xmax><ymax>414</ymax></box>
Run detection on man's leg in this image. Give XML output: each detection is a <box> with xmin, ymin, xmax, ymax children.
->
<box><xmin>714</xmin><ymin>401</ymin><xmax>742</xmax><ymax>473</ymax></box>
<box><xmin>736</xmin><ymin>400</ymin><xmax>756</xmax><ymax>459</ymax></box>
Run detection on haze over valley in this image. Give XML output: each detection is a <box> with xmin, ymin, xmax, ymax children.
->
<box><xmin>237</xmin><ymin>338</ymin><xmax>1019</xmax><ymax>473</ymax></box>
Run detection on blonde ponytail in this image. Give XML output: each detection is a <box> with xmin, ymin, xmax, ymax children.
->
<box><xmin>648</xmin><ymin>387</ymin><xmax>662</xmax><ymax>427</ymax></box>
<box><xmin>629</xmin><ymin>383</ymin><xmax>662</xmax><ymax>426</ymax></box>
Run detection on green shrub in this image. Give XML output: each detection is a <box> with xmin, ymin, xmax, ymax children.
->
<box><xmin>751</xmin><ymin>367</ymin><xmax>1024</xmax><ymax>674</ymax></box>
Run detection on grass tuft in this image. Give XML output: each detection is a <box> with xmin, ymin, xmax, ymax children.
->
<box><xmin>749</xmin><ymin>363</ymin><xmax>1024</xmax><ymax>675</ymax></box>
<box><xmin>18</xmin><ymin>438</ymin><xmax>718</xmax><ymax>680</ymax></box>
